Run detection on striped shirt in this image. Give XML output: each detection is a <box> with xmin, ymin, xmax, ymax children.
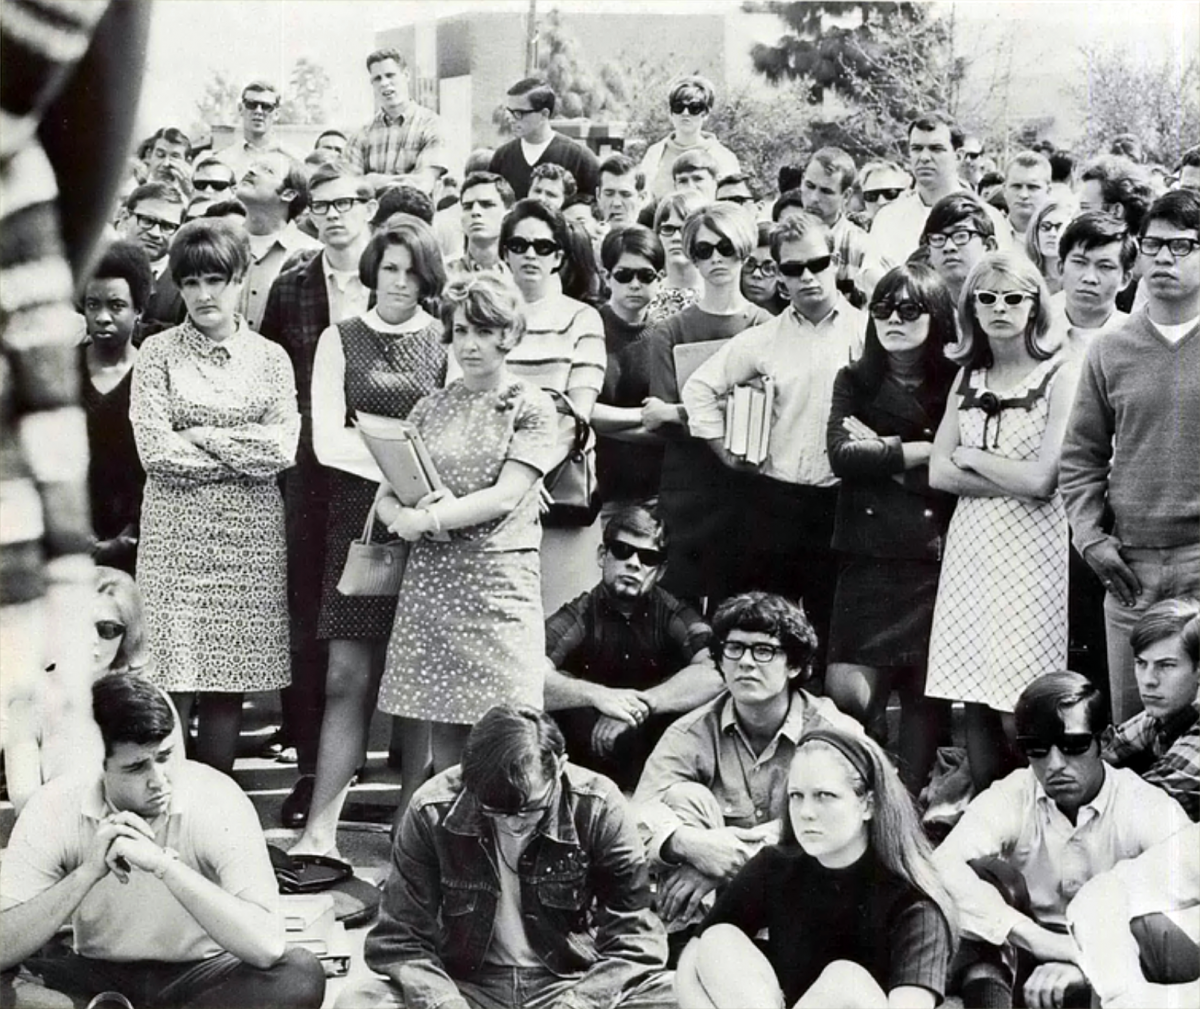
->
<box><xmin>506</xmin><ymin>293</ymin><xmax>606</xmax><ymax>397</ymax></box>
<box><xmin>345</xmin><ymin>103</ymin><xmax>448</xmax><ymax>179</ymax></box>
<box><xmin>831</xmin><ymin>214</ymin><xmax>883</xmax><ymax>294</ymax></box>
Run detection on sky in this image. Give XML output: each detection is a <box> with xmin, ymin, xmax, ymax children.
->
<box><xmin>137</xmin><ymin>0</ymin><xmax>1200</xmax><ymax>140</ymax></box>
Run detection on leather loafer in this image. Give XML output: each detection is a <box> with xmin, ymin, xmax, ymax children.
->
<box><xmin>281</xmin><ymin>774</ymin><xmax>315</xmax><ymax>829</ymax></box>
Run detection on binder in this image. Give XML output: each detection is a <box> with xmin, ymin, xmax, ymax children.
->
<box><xmin>354</xmin><ymin>411</ymin><xmax>444</xmax><ymax>507</ymax></box>
<box><xmin>673</xmin><ymin>338</ymin><xmax>730</xmax><ymax>389</ymax></box>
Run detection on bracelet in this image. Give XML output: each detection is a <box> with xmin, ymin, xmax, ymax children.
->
<box><xmin>154</xmin><ymin>847</ymin><xmax>180</xmax><ymax>879</ymax></box>
<box><xmin>420</xmin><ymin>507</ymin><xmax>442</xmax><ymax>535</ymax></box>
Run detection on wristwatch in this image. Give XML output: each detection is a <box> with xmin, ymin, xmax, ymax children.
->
<box><xmin>154</xmin><ymin>847</ymin><xmax>180</xmax><ymax>879</ymax></box>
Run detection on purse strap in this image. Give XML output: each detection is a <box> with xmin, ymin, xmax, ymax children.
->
<box><xmin>542</xmin><ymin>388</ymin><xmax>590</xmax><ymax>454</ymax></box>
<box><xmin>360</xmin><ymin>497</ymin><xmax>382</xmax><ymax>545</ymax></box>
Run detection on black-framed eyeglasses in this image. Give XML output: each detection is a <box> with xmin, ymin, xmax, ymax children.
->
<box><xmin>134</xmin><ymin>212</ymin><xmax>179</xmax><ymax>235</ymax></box>
<box><xmin>927</xmin><ymin>229</ymin><xmax>981</xmax><ymax>249</ymax></box>
<box><xmin>506</xmin><ymin>107</ymin><xmax>539</xmax><ymax>119</ymax></box>
<box><xmin>657</xmin><ymin>223</ymin><xmax>682</xmax><ymax>237</ymax></box>
<box><xmin>242</xmin><ymin>98</ymin><xmax>278</xmax><ymax>113</ymax></box>
<box><xmin>778</xmin><ymin>254</ymin><xmax>833</xmax><ymax>277</ymax></box>
<box><xmin>193</xmin><ymin>179</ymin><xmax>232</xmax><ymax>193</ymax></box>
<box><xmin>1037</xmin><ymin>220</ymin><xmax>1066</xmax><ymax>235</ymax></box>
<box><xmin>611</xmin><ymin>267</ymin><xmax>660</xmax><ymax>285</ymax></box>
<box><xmin>670</xmin><ymin>101</ymin><xmax>709</xmax><ymax>116</ymax></box>
<box><xmin>96</xmin><ymin>620</ymin><xmax>126</xmax><ymax>641</ymax></box>
<box><xmin>720</xmin><ymin>194</ymin><xmax>755</xmax><ymax>206</ymax></box>
<box><xmin>693</xmin><ymin>238</ymin><xmax>737</xmax><ymax>260</ymax></box>
<box><xmin>310</xmin><ymin>197</ymin><xmax>370</xmax><ymax>216</ymax></box>
<box><xmin>1016</xmin><ymin>733</ymin><xmax>1095</xmax><ymax>759</ymax></box>
<box><xmin>869</xmin><ymin>300</ymin><xmax>926</xmax><ymax>322</ymax></box>
<box><xmin>504</xmin><ymin>237</ymin><xmax>560</xmax><ymax>257</ymax></box>
<box><xmin>974</xmin><ymin>290</ymin><xmax>1036</xmax><ymax>307</ymax></box>
<box><xmin>1139</xmin><ymin>236</ymin><xmax>1200</xmax><ymax>258</ymax></box>
<box><xmin>863</xmin><ymin>188</ymin><xmax>904</xmax><ymax>203</ymax></box>
<box><xmin>743</xmin><ymin>257</ymin><xmax>778</xmax><ymax>278</ymax></box>
<box><xmin>606</xmin><ymin>540</ymin><xmax>667</xmax><ymax>567</ymax></box>
<box><xmin>720</xmin><ymin>641</ymin><xmax>782</xmax><ymax>664</ymax></box>
<box><xmin>962</xmin><ymin>150</ymin><xmax>983</xmax><ymax>161</ymax></box>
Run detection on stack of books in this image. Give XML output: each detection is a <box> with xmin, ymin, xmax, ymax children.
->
<box><xmin>723</xmin><ymin>378</ymin><xmax>775</xmax><ymax>467</ymax></box>
<box><xmin>282</xmin><ymin>893</ymin><xmax>352</xmax><ymax>978</ymax></box>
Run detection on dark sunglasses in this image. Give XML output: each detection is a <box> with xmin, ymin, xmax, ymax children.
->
<box><xmin>242</xmin><ymin>98</ymin><xmax>278</xmax><ymax>113</ymax></box>
<box><xmin>720</xmin><ymin>194</ymin><xmax>755</xmax><ymax>205</ymax></box>
<box><xmin>962</xmin><ymin>151</ymin><xmax>983</xmax><ymax>161</ymax></box>
<box><xmin>611</xmin><ymin>267</ymin><xmax>660</xmax><ymax>285</ymax></box>
<box><xmin>1017</xmin><ymin>733</ymin><xmax>1095</xmax><ymax>759</ymax></box>
<box><xmin>670</xmin><ymin>101</ymin><xmax>709</xmax><ymax>116</ymax></box>
<box><xmin>778</xmin><ymin>255</ymin><xmax>833</xmax><ymax>277</ymax></box>
<box><xmin>96</xmin><ymin>620</ymin><xmax>126</xmax><ymax>641</ymax></box>
<box><xmin>504</xmin><ymin>237</ymin><xmax>560</xmax><ymax>257</ymax></box>
<box><xmin>193</xmin><ymin>179</ymin><xmax>232</xmax><ymax>193</ymax></box>
<box><xmin>863</xmin><ymin>188</ymin><xmax>904</xmax><ymax>203</ymax></box>
<box><xmin>974</xmin><ymin>290</ymin><xmax>1035</xmax><ymax>307</ymax></box>
<box><xmin>693</xmin><ymin>238</ymin><xmax>738</xmax><ymax>260</ymax></box>
<box><xmin>606</xmin><ymin>540</ymin><xmax>667</xmax><ymax>567</ymax></box>
<box><xmin>869</xmin><ymin>300</ymin><xmax>926</xmax><ymax>322</ymax></box>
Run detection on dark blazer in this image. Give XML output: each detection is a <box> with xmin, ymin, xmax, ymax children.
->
<box><xmin>138</xmin><ymin>268</ymin><xmax>185</xmax><ymax>342</ymax></box>
<box><xmin>826</xmin><ymin>366</ymin><xmax>954</xmax><ymax>561</ymax></box>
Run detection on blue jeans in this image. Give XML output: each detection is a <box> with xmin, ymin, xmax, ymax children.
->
<box><xmin>1104</xmin><ymin>542</ymin><xmax>1200</xmax><ymax>722</ymax></box>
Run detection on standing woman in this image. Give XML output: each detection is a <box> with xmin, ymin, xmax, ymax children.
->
<box><xmin>1024</xmin><ymin>198</ymin><xmax>1077</xmax><ymax>296</ymax></box>
<box><xmin>639</xmin><ymin>76</ymin><xmax>740</xmax><ymax>201</ymax></box>
<box><xmin>646</xmin><ymin>190</ymin><xmax>709</xmax><ymax>324</ymax></box>
<box><xmin>131</xmin><ymin>219</ymin><xmax>299</xmax><ymax>773</ymax></box>
<box><xmin>676</xmin><ymin>728</ymin><xmax>955</xmax><ymax>1009</ymax></box>
<box><xmin>825</xmin><ymin>264</ymin><xmax>958</xmax><ymax>794</ymax></box>
<box><xmin>926</xmin><ymin>252</ymin><xmax>1074</xmax><ymax>794</ymax></box>
<box><xmin>291</xmin><ymin>217</ymin><xmax>447</xmax><ymax>857</ymax></box>
<box><xmin>500</xmin><ymin>198</ymin><xmax>607</xmax><ymax>613</ymax></box>
<box><xmin>376</xmin><ymin>275</ymin><xmax>558</xmax><ymax>818</ymax></box>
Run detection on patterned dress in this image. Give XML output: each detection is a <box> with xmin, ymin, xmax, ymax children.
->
<box><xmin>645</xmin><ymin>285</ymin><xmax>699</xmax><ymax>325</ymax></box>
<box><xmin>315</xmin><ymin>311</ymin><xmax>446</xmax><ymax>641</ymax></box>
<box><xmin>130</xmin><ymin>318</ymin><xmax>299</xmax><ymax>692</ymax></box>
<box><xmin>378</xmin><ymin>380</ymin><xmax>559</xmax><ymax>723</ymax></box>
<box><xmin>925</xmin><ymin>357</ymin><xmax>1069</xmax><ymax>712</ymax></box>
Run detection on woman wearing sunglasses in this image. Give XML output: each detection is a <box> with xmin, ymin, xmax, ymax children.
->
<box><xmin>500</xmin><ymin>198</ymin><xmax>607</xmax><ymax>613</ymax></box>
<box><xmin>825</xmin><ymin>263</ymin><xmax>958</xmax><ymax>794</ymax></box>
<box><xmin>926</xmin><ymin>252</ymin><xmax>1074</xmax><ymax>795</ymax></box>
<box><xmin>639</xmin><ymin>76</ymin><xmax>740</xmax><ymax>201</ymax></box>
<box><xmin>675</xmin><ymin>727</ymin><xmax>956</xmax><ymax>1009</ymax></box>
<box><xmin>646</xmin><ymin>190</ymin><xmax>710</xmax><ymax>324</ymax></box>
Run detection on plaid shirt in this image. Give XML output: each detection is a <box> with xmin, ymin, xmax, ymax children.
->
<box><xmin>345</xmin><ymin>103</ymin><xmax>448</xmax><ymax>179</ymax></box>
<box><xmin>1103</xmin><ymin>702</ymin><xmax>1200</xmax><ymax>821</ymax></box>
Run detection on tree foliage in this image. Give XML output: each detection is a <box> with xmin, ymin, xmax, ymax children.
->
<box><xmin>194</xmin><ymin>58</ymin><xmax>332</xmax><ymax>127</ymax></box>
<box><xmin>1074</xmin><ymin>44</ymin><xmax>1200</xmax><ymax>165</ymax></box>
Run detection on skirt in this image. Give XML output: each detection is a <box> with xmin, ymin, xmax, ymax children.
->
<box><xmin>827</xmin><ymin>555</ymin><xmax>941</xmax><ymax>671</ymax></box>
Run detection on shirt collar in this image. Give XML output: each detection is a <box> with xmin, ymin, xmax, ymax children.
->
<box><xmin>596</xmin><ymin>581</ymin><xmax>652</xmax><ymax>620</ymax></box>
<box><xmin>377</xmin><ymin>104</ymin><xmax>411</xmax><ymax>128</ymax></box>
<box><xmin>442</xmin><ymin>772</ymin><xmax>580</xmax><ymax>847</ymax></box>
<box><xmin>178</xmin><ymin>315</ymin><xmax>249</xmax><ymax>362</ymax></box>
<box><xmin>790</xmin><ymin>294</ymin><xmax>849</xmax><ymax>329</ymax></box>
<box><xmin>81</xmin><ymin>766</ymin><xmax>189</xmax><ymax>822</ymax></box>
<box><xmin>719</xmin><ymin>690</ymin><xmax>810</xmax><ymax>744</ymax></box>
<box><xmin>1033</xmin><ymin>761</ymin><xmax>1114</xmax><ymax>821</ymax></box>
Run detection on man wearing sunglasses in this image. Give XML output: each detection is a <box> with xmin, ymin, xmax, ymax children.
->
<box><xmin>639</xmin><ymin>75</ymin><xmax>740</xmax><ymax>201</ymax></box>
<box><xmin>633</xmin><ymin>592</ymin><xmax>863</xmax><ymax>930</ymax></box>
<box><xmin>119</xmin><ymin>182</ymin><xmax>187</xmax><ymax>340</ymax></box>
<box><xmin>1062</xmin><ymin>189</ymin><xmax>1200</xmax><ymax>726</ymax></box>
<box><xmin>190</xmin><ymin>156</ymin><xmax>236</xmax><ymax>202</ymax></box>
<box><xmin>958</xmin><ymin>135</ymin><xmax>986</xmax><ymax>189</ymax></box>
<box><xmin>488</xmin><ymin>77</ymin><xmax>599</xmax><ymax>200</ymax></box>
<box><xmin>933</xmin><ymin>672</ymin><xmax>1189</xmax><ymax>1009</ymax></box>
<box><xmin>543</xmin><ymin>506</ymin><xmax>721</xmax><ymax>790</ymax></box>
<box><xmin>343</xmin><ymin>705</ymin><xmax>674</xmax><ymax>1009</ymax></box>
<box><xmin>852</xmin><ymin>160</ymin><xmax>911</xmax><ymax>227</ymax></box>
<box><xmin>212</xmin><ymin>81</ymin><xmax>296</xmax><ymax>183</ymax></box>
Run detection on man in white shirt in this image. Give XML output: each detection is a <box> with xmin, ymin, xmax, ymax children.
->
<box><xmin>1004</xmin><ymin>151</ymin><xmax>1053</xmax><ymax>243</ymax></box>
<box><xmin>234</xmin><ymin>150</ymin><xmax>320</xmax><ymax>330</ymax></box>
<box><xmin>213</xmin><ymin>80</ymin><xmax>296</xmax><ymax>183</ymax></box>
<box><xmin>872</xmin><ymin>111</ymin><xmax>1010</xmax><ymax>268</ymax></box>
<box><xmin>933</xmin><ymin>672</ymin><xmax>1190</xmax><ymax>1008</ymax></box>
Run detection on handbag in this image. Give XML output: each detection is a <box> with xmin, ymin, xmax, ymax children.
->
<box><xmin>541</xmin><ymin>388</ymin><xmax>600</xmax><ymax>528</ymax></box>
<box><xmin>336</xmin><ymin>499</ymin><xmax>408</xmax><ymax>596</ymax></box>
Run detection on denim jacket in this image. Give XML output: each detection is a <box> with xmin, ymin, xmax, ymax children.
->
<box><xmin>364</xmin><ymin>763</ymin><xmax>668</xmax><ymax>1009</ymax></box>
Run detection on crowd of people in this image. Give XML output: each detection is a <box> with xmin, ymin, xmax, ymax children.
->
<box><xmin>1</xmin><ymin>41</ymin><xmax>1198</xmax><ymax>1009</ymax></box>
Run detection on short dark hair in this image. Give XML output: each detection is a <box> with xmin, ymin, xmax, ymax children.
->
<box><xmin>309</xmin><ymin>163</ymin><xmax>374</xmax><ymax>201</ymax></box>
<box><xmin>192</xmin><ymin>157</ymin><xmax>235</xmax><ymax>183</ymax></box>
<box><xmin>358</xmin><ymin>216</ymin><xmax>446</xmax><ymax>297</ymax></box>
<box><xmin>461</xmin><ymin>171</ymin><xmax>516</xmax><ymax>209</ymax></box>
<box><xmin>563</xmin><ymin>193</ymin><xmax>602</xmax><ymax>221</ymax></box>
<box><xmin>777</xmin><ymin>164</ymin><xmax>805</xmax><ymax>195</ymax></box>
<box><xmin>125</xmin><ymin>181</ymin><xmax>184</xmax><ymax>212</ymax></box>
<box><xmin>169</xmin><ymin>219</ymin><xmax>251</xmax><ymax>284</ymax></box>
<box><xmin>1049</xmin><ymin>150</ymin><xmax>1075</xmax><ymax>185</ymax></box>
<box><xmin>771</xmin><ymin>187</ymin><xmax>806</xmax><ymax>222</ymax></box>
<box><xmin>93</xmin><ymin>672</ymin><xmax>176</xmax><ymax>757</ymax></box>
<box><xmin>149</xmin><ymin>126</ymin><xmax>192</xmax><ymax>158</ymax></box>
<box><xmin>602</xmin><ymin>504</ymin><xmax>667</xmax><ymax>551</ymax></box>
<box><xmin>1179</xmin><ymin>147</ymin><xmax>1200</xmax><ymax>171</ymax></box>
<box><xmin>461</xmin><ymin>705</ymin><xmax>565</xmax><ymax>813</ymax></box>
<box><xmin>366</xmin><ymin>47</ymin><xmax>406</xmax><ymax>73</ymax></box>
<box><xmin>598</xmin><ymin>154</ymin><xmax>644</xmax><ymax>191</ymax></box>
<box><xmin>506</xmin><ymin>77</ymin><xmax>556</xmax><ymax>115</ymax></box>
<box><xmin>907</xmin><ymin>111</ymin><xmax>964</xmax><ymax>150</ymax></box>
<box><xmin>499</xmin><ymin>198</ymin><xmax>570</xmax><ymax>260</ymax></box>
<box><xmin>530</xmin><ymin>163</ymin><xmax>577</xmax><ymax>199</ymax></box>
<box><xmin>1131</xmin><ymin>598</ymin><xmax>1200</xmax><ymax>667</ymax></box>
<box><xmin>315</xmin><ymin>128</ymin><xmax>347</xmax><ymax>148</ymax></box>
<box><xmin>89</xmin><ymin>239</ymin><xmax>154</xmax><ymax>313</ymax></box>
<box><xmin>1015</xmin><ymin>671</ymin><xmax>1107</xmax><ymax>740</ymax></box>
<box><xmin>1108</xmin><ymin>133</ymin><xmax>1145</xmax><ymax>163</ymax></box>
<box><xmin>672</xmin><ymin>148</ymin><xmax>719</xmax><ymax>180</ymax></box>
<box><xmin>1057</xmin><ymin>212</ymin><xmax>1137</xmax><ymax>272</ymax></box>
<box><xmin>977</xmin><ymin>170</ymin><xmax>1004</xmax><ymax>192</ymax></box>
<box><xmin>599</xmin><ymin>223</ymin><xmax>665</xmax><ymax>272</ymax></box>
<box><xmin>717</xmin><ymin>173</ymin><xmax>756</xmax><ymax>196</ymax></box>
<box><xmin>240</xmin><ymin>79</ymin><xmax>280</xmax><ymax>105</ymax></box>
<box><xmin>709</xmin><ymin>591</ymin><xmax>818</xmax><ymax>684</ymax></box>
<box><xmin>1139</xmin><ymin>187</ymin><xmax>1200</xmax><ymax>239</ymax></box>
<box><xmin>1080</xmin><ymin>156</ymin><xmax>1155</xmax><ymax>234</ymax></box>
<box><xmin>921</xmin><ymin>192</ymin><xmax>996</xmax><ymax>242</ymax></box>
<box><xmin>808</xmin><ymin>146</ymin><xmax>857</xmax><ymax>192</ymax></box>
<box><xmin>202</xmin><ymin>199</ymin><xmax>247</xmax><ymax>220</ymax></box>
<box><xmin>372</xmin><ymin>184</ymin><xmax>434</xmax><ymax>226</ymax></box>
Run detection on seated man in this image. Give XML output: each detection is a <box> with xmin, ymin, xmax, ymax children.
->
<box><xmin>0</xmin><ymin>673</ymin><xmax>325</xmax><ymax>1009</ymax></box>
<box><xmin>544</xmin><ymin>506</ymin><xmax>723</xmax><ymax>790</ymax></box>
<box><xmin>933</xmin><ymin>671</ymin><xmax>1190</xmax><ymax>1009</ymax></box>
<box><xmin>1068</xmin><ymin>820</ymin><xmax>1199</xmax><ymax>1008</ymax></box>
<box><xmin>632</xmin><ymin>592</ymin><xmax>862</xmax><ymax>929</ymax></box>
<box><xmin>1103</xmin><ymin>598</ymin><xmax>1200</xmax><ymax>820</ymax></box>
<box><xmin>338</xmin><ymin>705</ymin><xmax>674</xmax><ymax>1009</ymax></box>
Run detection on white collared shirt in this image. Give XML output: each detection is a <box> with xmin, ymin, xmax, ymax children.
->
<box><xmin>871</xmin><ymin>185</ymin><xmax>1013</xmax><ymax>268</ymax></box>
<box><xmin>323</xmin><ymin>254</ymin><xmax>369</xmax><ymax>326</ymax></box>
<box><xmin>237</xmin><ymin>221</ymin><xmax>321</xmax><ymax>331</ymax></box>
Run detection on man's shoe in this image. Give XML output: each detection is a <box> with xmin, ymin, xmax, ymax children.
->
<box><xmin>281</xmin><ymin>774</ymin><xmax>315</xmax><ymax>829</ymax></box>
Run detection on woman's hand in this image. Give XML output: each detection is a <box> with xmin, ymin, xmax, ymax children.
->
<box><xmin>951</xmin><ymin>446</ymin><xmax>981</xmax><ymax>471</ymax></box>
<box><xmin>641</xmin><ymin>397</ymin><xmax>680</xmax><ymax>431</ymax></box>
<box><xmin>415</xmin><ymin>487</ymin><xmax>454</xmax><ymax>510</ymax></box>
<box><xmin>387</xmin><ymin>507</ymin><xmax>433</xmax><ymax>542</ymax></box>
